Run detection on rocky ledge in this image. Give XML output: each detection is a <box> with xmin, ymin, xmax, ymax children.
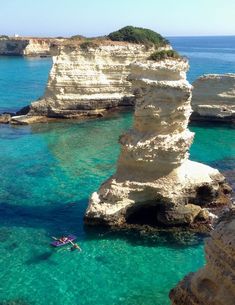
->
<box><xmin>169</xmin><ymin>209</ymin><xmax>235</xmax><ymax>305</ymax></box>
<box><xmin>191</xmin><ymin>74</ymin><xmax>235</xmax><ymax>124</ymax></box>
<box><xmin>0</xmin><ymin>37</ymin><xmax>64</xmax><ymax>57</ymax></box>
<box><xmin>84</xmin><ymin>58</ymin><xmax>232</xmax><ymax>231</ymax></box>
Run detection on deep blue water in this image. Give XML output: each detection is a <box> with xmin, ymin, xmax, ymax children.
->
<box><xmin>0</xmin><ymin>37</ymin><xmax>234</xmax><ymax>305</ymax></box>
<box><xmin>169</xmin><ymin>36</ymin><xmax>235</xmax><ymax>82</ymax></box>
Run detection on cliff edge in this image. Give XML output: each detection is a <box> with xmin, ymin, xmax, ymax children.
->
<box><xmin>170</xmin><ymin>209</ymin><xmax>235</xmax><ymax>305</ymax></box>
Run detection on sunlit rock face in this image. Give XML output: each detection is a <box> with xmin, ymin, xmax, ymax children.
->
<box><xmin>85</xmin><ymin>58</ymin><xmax>231</xmax><ymax>230</ymax></box>
<box><xmin>191</xmin><ymin>74</ymin><xmax>235</xmax><ymax>123</ymax></box>
<box><xmin>169</xmin><ymin>209</ymin><xmax>235</xmax><ymax>305</ymax></box>
<box><xmin>26</xmin><ymin>43</ymin><xmax>158</xmax><ymax>119</ymax></box>
<box><xmin>0</xmin><ymin>38</ymin><xmax>58</xmax><ymax>56</ymax></box>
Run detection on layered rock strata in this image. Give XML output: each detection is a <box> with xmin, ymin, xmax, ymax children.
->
<box><xmin>85</xmin><ymin>58</ymin><xmax>231</xmax><ymax>230</ymax></box>
<box><xmin>191</xmin><ymin>74</ymin><xmax>235</xmax><ymax>123</ymax></box>
<box><xmin>0</xmin><ymin>37</ymin><xmax>63</xmax><ymax>56</ymax></box>
<box><xmin>170</xmin><ymin>209</ymin><xmax>235</xmax><ymax>305</ymax></box>
<box><xmin>13</xmin><ymin>42</ymin><xmax>171</xmax><ymax>123</ymax></box>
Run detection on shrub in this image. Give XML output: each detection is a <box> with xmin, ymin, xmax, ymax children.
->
<box><xmin>148</xmin><ymin>50</ymin><xmax>181</xmax><ymax>61</ymax></box>
<box><xmin>0</xmin><ymin>35</ymin><xmax>9</xmax><ymax>40</ymax></box>
<box><xmin>80</xmin><ymin>40</ymin><xmax>98</xmax><ymax>50</ymax></box>
<box><xmin>108</xmin><ymin>26</ymin><xmax>168</xmax><ymax>46</ymax></box>
<box><xmin>70</xmin><ymin>34</ymin><xmax>85</xmax><ymax>40</ymax></box>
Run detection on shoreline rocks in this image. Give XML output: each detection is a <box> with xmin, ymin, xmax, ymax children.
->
<box><xmin>85</xmin><ymin>58</ymin><xmax>232</xmax><ymax>231</ymax></box>
<box><xmin>0</xmin><ymin>37</ymin><xmax>64</xmax><ymax>57</ymax></box>
<box><xmin>191</xmin><ymin>74</ymin><xmax>235</xmax><ymax>124</ymax></box>
<box><xmin>169</xmin><ymin>209</ymin><xmax>235</xmax><ymax>305</ymax></box>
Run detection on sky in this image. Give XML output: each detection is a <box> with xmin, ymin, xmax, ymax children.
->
<box><xmin>1</xmin><ymin>0</ymin><xmax>235</xmax><ymax>37</ymax></box>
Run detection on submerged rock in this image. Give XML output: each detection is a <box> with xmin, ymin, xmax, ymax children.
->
<box><xmin>191</xmin><ymin>74</ymin><xmax>235</xmax><ymax>123</ymax></box>
<box><xmin>169</xmin><ymin>209</ymin><xmax>235</xmax><ymax>305</ymax></box>
<box><xmin>85</xmin><ymin>58</ymin><xmax>232</xmax><ymax>231</ymax></box>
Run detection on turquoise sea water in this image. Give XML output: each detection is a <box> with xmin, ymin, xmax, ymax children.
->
<box><xmin>0</xmin><ymin>37</ymin><xmax>235</xmax><ymax>305</ymax></box>
<box><xmin>0</xmin><ymin>56</ymin><xmax>52</xmax><ymax>113</ymax></box>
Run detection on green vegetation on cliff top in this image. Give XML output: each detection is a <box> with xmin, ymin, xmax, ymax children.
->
<box><xmin>149</xmin><ymin>50</ymin><xmax>181</xmax><ymax>61</ymax></box>
<box><xmin>108</xmin><ymin>26</ymin><xmax>169</xmax><ymax>46</ymax></box>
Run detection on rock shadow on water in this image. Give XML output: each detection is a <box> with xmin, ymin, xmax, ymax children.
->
<box><xmin>25</xmin><ymin>251</ymin><xmax>57</xmax><ymax>266</ymax></box>
<box><xmin>0</xmin><ymin>199</ymin><xmax>205</xmax><ymax>250</ymax></box>
<box><xmin>0</xmin><ymin>199</ymin><xmax>87</xmax><ymax>237</ymax></box>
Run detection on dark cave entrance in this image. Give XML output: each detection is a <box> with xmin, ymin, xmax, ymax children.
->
<box><xmin>196</xmin><ymin>185</ymin><xmax>214</xmax><ymax>205</ymax></box>
<box><xmin>125</xmin><ymin>204</ymin><xmax>161</xmax><ymax>226</ymax></box>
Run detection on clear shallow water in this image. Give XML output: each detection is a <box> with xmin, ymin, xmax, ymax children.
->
<box><xmin>0</xmin><ymin>37</ymin><xmax>235</xmax><ymax>305</ymax></box>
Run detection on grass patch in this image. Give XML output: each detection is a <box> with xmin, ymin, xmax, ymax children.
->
<box><xmin>148</xmin><ymin>50</ymin><xmax>181</xmax><ymax>61</ymax></box>
<box><xmin>108</xmin><ymin>26</ymin><xmax>168</xmax><ymax>46</ymax></box>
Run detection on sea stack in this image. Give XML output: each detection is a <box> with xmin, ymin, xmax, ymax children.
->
<box><xmin>169</xmin><ymin>209</ymin><xmax>235</xmax><ymax>305</ymax></box>
<box><xmin>191</xmin><ymin>74</ymin><xmax>235</xmax><ymax>123</ymax></box>
<box><xmin>85</xmin><ymin>56</ymin><xmax>231</xmax><ymax>229</ymax></box>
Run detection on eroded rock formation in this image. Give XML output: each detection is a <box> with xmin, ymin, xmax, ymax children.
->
<box><xmin>169</xmin><ymin>209</ymin><xmax>235</xmax><ymax>305</ymax></box>
<box><xmin>0</xmin><ymin>37</ymin><xmax>62</xmax><ymax>56</ymax></box>
<box><xmin>26</xmin><ymin>43</ymin><xmax>154</xmax><ymax>118</ymax></box>
<box><xmin>85</xmin><ymin>58</ymin><xmax>231</xmax><ymax>230</ymax></box>
<box><xmin>8</xmin><ymin>34</ymin><xmax>172</xmax><ymax>124</ymax></box>
<box><xmin>16</xmin><ymin>41</ymin><xmax>166</xmax><ymax>123</ymax></box>
<box><xmin>191</xmin><ymin>74</ymin><xmax>235</xmax><ymax>123</ymax></box>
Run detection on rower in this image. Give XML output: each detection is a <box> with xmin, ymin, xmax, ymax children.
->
<box><xmin>69</xmin><ymin>240</ymin><xmax>82</xmax><ymax>251</ymax></box>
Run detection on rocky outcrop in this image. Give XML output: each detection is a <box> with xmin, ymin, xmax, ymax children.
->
<box><xmin>191</xmin><ymin>74</ymin><xmax>235</xmax><ymax>123</ymax></box>
<box><xmin>169</xmin><ymin>209</ymin><xmax>235</xmax><ymax>305</ymax></box>
<box><xmin>85</xmin><ymin>58</ymin><xmax>231</xmax><ymax>230</ymax></box>
<box><xmin>0</xmin><ymin>113</ymin><xmax>11</xmax><ymax>124</ymax></box>
<box><xmin>9</xmin><ymin>38</ymin><xmax>171</xmax><ymax>123</ymax></box>
<box><xmin>0</xmin><ymin>37</ymin><xmax>63</xmax><ymax>56</ymax></box>
<box><xmin>23</xmin><ymin>42</ymin><xmax>163</xmax><ymax>119</ymax></box>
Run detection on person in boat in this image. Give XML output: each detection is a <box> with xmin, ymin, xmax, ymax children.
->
<box><xmin>59</xmin><ymin>236</ymin><xmax>69</xmax><ymax>243</ymax></box>
<box><xmin>70</xmin><ymin>242</ymin><xmax>82</xmax><ymax>251</ymax></box>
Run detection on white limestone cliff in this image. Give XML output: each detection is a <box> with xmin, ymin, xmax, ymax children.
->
<box><xmin>85</xmin><ymin>58</ymin><xmax>231</xmax><ymax>229</ymax></box>
<box><xmin>170</xmin><ymin>209</ymin><xmax>235</xmax><ymax>305</ymax></box>
<box><xmin>191</xmin><ymin>74</ymin><xmax>235</xmax><ymax>123</ymax></box>
<box><xmin>25</xmin><ymin>42</ymin><xmax>159</xmax><ymax>119</ymax></box>
<box><xmin>0</xmin><ymin>37</ymin><xmax>61</xmax><ymax>56</ymax></box>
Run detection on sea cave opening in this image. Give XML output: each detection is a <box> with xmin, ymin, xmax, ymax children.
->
<box><xmin>125</xmin><ymin>204</ymin><xmax>161</xmax><ymax>226</ymax></box>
